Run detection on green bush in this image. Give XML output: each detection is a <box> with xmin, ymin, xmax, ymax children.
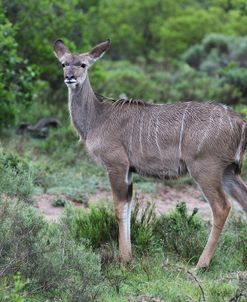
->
<box><xmin>231</xmin><ymin>37</ymin><xmax>247</xmax><ymax>68</ymax></box>
<box><xmin>0</xmin><ymin>6</ymin><xmax>38</xmax><ymax>131</ymax></box>
<box><xmin>0</xmin><ymin>150</ymin><xmax>33</xmax><ymax>202</ymax></box>
<box><xmin>202</xmin><ymin>33</ymin><xmax>230</xmax><ymax>55</ymax></box>
<box><xmin>182</xmin><ymin>34</ymin><xmax>247</xmax><ymax>103</ymax></box>
<box><xmin>153</xmin><ymin>202</ymin><xmax>207</xmax><ymax>264</ymax></box>
<box><xmin>182</xmin><ymin>44</ymin><xmax>205</xmax><ymax>69</ymax></box>
<box><xmin>219</xmin><ymin>67</ymin><xmax>247</xmax><ymax>99</ymax></box>
<box><xmin>97</xmin><ymin>60</ymin><xmax>157</xmax><ymax>101</ymax></box>
<box><xmin>64</xmin><ymin>203</ymin><xmax>118</xmax><ymax>249</ymax></box>
<box><xmin>0</xmin><ymin>197</ymin><xmax>104</xmax><ymax>301</ymax></box>
<box><xmin>63</xmin><ymin>200</ymin><xmax>159</xmax><ymax>261</ymax></box>
<box><xmin>130</xmin><ymin>200</ymin><xmax>159</xmax><ymax>256</ymax></box>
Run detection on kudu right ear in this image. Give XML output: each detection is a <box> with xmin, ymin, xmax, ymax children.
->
<box><xmin>53</xmin><ymin>39</ymin><xmax>69</xmax><ymax>60</ymax></box>
<box><xmin>88</xmin><ymin>39</ymin><xmax>111</xmax><ymax>64</ymax></box>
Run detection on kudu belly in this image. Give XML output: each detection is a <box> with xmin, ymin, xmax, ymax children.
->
<box><xmin>128</xmin><ymin>142</ymin><xmax>187</xmax><ymax>179</ymax></box>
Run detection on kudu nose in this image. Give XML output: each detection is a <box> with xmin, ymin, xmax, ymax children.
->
<box><xmin>65</xmin><ymin>75</ymin><xmax>75</xmax><ymax>81</ymax></box>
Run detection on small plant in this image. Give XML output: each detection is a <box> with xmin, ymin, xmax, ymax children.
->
<box><xmin>131</xmin><ymin>199</ymin><xmax>159</xmax><ymax>256</ymax></box>
<box><xmin>64</xmin><ymin>203</ymin><xmax>118</xmax><ymax>249</ymax></box>
<box><xmin>66</xmin><ymin>191</ymin><xmax>89</xmax><ymax>206</ymax></box>
<box><xmin>52</xmin><ymin>198</ymin><xmax>67</xmax><ymax>207</ymax></box>
<box><xmin>153</xmin><ymin>202</ymin><xmax>207</xmax><ymax>263</ymax></box>
<box><xmin>0</xmin><ymin>273</ymin><xmax>28</xmax><ymax>302</ymax></box>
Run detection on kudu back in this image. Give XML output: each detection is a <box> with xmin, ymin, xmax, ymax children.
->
<box><xmin>54</xmin><ymin>39</ymin><xmax>247</xmax><ymax>269</ymax></box>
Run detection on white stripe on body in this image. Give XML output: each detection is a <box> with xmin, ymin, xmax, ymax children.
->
<box><xmin>155</xmin><ymin>108</ymin><xmax>162</xmax><ymax>156</ymax></box>
<box><xmin>139</xmin><ymin>113</ymin><xmax>144</xmax><ymax>156</ymax></box>
<box><xmin>178</xmin><ymin>102</ymin><xmax>190</xmax><ymax>159</ymax></box>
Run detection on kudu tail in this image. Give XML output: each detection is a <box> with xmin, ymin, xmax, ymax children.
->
<box><xmin>234</xmin><ymin>122</ymin><xmax>247</xmax><ymax>174</ymax></box>
<box><xmin>223</xmin><ymin>122</ymin><xmax>247</xmax><ymax>213</ymax></box>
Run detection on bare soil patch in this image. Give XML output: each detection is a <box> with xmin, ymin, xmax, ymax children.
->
<box><xmin>33</xmin><ymin>184</ymin><xmax>214</xmax><ymax>222</ymax></box>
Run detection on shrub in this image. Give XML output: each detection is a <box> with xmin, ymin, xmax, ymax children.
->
<box><xmin>0</xmin><ymin>197</ymin><xmax>104</xmax><ymax>301</ymax></box>
<box><xmin>63</xmin><ymin>203</ymin><xmax>118</xmax><ymax>249</ymax></box>
<box><xmin>97</xmin><ymin>60</ymin><xmax>157</xmax><ymax>101</ymax></box>
<box><xmin>202</xmin><ymin>33</ymin><xmax>230</xmax><ymax>55</ymax></box>
<box><xmin>182</xmin><ymin>44</ymin><xmax>205</xmax><ymax>69</ymax></box>
<box><xmin>0</xmin><ymin>150</ymin><xmax>33</xmax><ymax>202</ymax></box>
<box><xmin>219</xmin><ymin>67</ymin><xmax>247</xmax><ymax>98</ymax></box>
<box><xmin>130</xmin><ymin>200</ymin><xmax>159</xmax><ymax>256</ymax></box>
<box><xmin>0</xmin><ymin>6</ymin><xmax>38</xmax><ymax>131</ymax></box>
<box><xmin>63</xmin><ymin>199</ymin><xmax>159</xmax><ymax>260</ymax></box>
<box><xmin>231</xmin><ymin>37</ymin><xmax>247</xmax><ymax>68</ymax></box>
<box><xmin>153</xmin><ymin>202</ymin><xmax>207</xmax><ymax>264</ymax></box>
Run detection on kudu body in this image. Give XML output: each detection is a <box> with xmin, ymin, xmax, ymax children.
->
<box><xmin>54</xmin><ymin>39</ymin><xmax>247</xmax><ymax>268</ymax></box>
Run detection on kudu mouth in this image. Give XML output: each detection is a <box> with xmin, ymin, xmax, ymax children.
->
<box><xmin>64</xmin><ymin>78</ymin><xmax>78</xmax><ymax>87</ymax></box>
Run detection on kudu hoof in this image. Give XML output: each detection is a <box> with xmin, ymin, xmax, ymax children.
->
<box><xmin>119</xmin><ymin>253</ymin><xmax>132</xmax><ymax>264</ymax></box>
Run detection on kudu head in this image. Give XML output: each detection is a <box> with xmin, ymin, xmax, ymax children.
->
<box><xmin>53</xmin><ymin>39</ymin><xmax>111</xmax><ymax>89</ymax></box>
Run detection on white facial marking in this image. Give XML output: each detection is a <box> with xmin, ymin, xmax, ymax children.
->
<box><xmin>66</xmin><ymin>82</ymin><xmax>78</xmax><ymax>90</ymax></box>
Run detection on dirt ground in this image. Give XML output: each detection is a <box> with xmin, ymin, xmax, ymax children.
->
<box><xmin>33</xmin><ymin>184</ymin><xmax>226</xmax><ymax>222</ymax></box>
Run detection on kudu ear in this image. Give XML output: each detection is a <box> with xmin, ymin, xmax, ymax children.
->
<box><xmin>53</xmin><ymin>39</ymin><xmax>69</xmax><ymax>60</ymax></box>
<box><xmin>88</xmin><ymin>39</ymin><xmax>111</xmax><ymax>64</ymax></box>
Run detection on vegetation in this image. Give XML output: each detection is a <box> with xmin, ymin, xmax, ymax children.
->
<box><xmin>0</xmin><ymin>174</ymin><xmax>247</xmax><ymax>301</ymax></box>
<box><xmin>1</xmin><ymin>0</ymin><xmax>247</xmax><ymax>129</ymax></box>
<box><xmin>1</xmin><ymin>0</ymin><xmax>247</xmax><ymax>301</ymax></box>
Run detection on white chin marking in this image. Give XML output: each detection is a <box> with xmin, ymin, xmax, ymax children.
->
<box><xmin>66</xmin><ymin>83</ymin><xmax>77</xmax><ymax>89</ymax></box>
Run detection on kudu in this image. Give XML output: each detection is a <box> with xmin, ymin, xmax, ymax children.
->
<box><xmin>54</xmin><ymin>39</ymin><xmax>247</xmax><ymax>269</ymax></box>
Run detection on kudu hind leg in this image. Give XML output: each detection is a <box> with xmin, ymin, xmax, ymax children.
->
<box><xmin>108</xmin><ymin>168</ymin><xmax>133</xmax><ymax>263</ymax></box>
<box><xmin>223</xmin><ymin>167</ymin><xmax>247</xmax><ymax>213</ymax></box>
<box><xmin>191</xmin><ymin>173</ymin><xmax>231</xmax><ymax>268</ymax></box>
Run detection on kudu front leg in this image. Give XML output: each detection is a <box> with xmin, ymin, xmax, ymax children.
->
<box><xmin>108</xmin><ymin>168</ymin><xmax>133</xmax><ymax>263</ymax></box>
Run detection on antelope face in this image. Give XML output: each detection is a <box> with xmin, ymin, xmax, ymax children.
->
<box><xmin>59</xmin><ymin>52</ymin><xmax>89</xmax><ymax>88</ymax></box>
<box><xmin>54</xmin><ymin>39</ymin><xmax>111</xmax><ymax>89</ymax></box>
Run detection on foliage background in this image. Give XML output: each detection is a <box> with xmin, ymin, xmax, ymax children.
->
<box><xmin>1</xmin><ymin>0</ymin><xmax>247</xmax><ymax>301</ymax></box>
<box><xmin>1</xmin><ymin>0</ymin><xmax>247</xmax><ymax>130</ymax></box>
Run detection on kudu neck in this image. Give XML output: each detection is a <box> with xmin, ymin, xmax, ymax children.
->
<box><xmin>68</xmin><ymin>76</ymin><xmax>103</xmax><ymax>141</ymax></box>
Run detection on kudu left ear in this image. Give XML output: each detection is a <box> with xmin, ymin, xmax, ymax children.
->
<box><xmin>53</xmin><ymin>39</ymin><xmax>70</xmax><ymax>60</ymax></box>
<box><xmin>88</xmin><ymin>39</ymin><xmax>111</xmax><ymax>64</ymax></box>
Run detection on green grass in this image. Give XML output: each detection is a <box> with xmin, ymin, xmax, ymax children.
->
<box><xmin>100</xmin><ymin>257</ymin><xmax>242</xmax><ymax>302</ymax></box>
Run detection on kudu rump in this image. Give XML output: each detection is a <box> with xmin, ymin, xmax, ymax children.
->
<box><xmin>54</xmin><ymin>39</ymin><xmax>247</xmax><ymax>269</ymax></box>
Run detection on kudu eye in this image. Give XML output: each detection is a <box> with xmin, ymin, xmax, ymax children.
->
<box><xmin>81</xmin><ymin>63</ymin><xmax>87</xmax><ymax>68</ymax></box>
<box><xmin>61</xmin><ymin>63</ymin><xmax>65</xmax><ymax>68</ymax></box>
